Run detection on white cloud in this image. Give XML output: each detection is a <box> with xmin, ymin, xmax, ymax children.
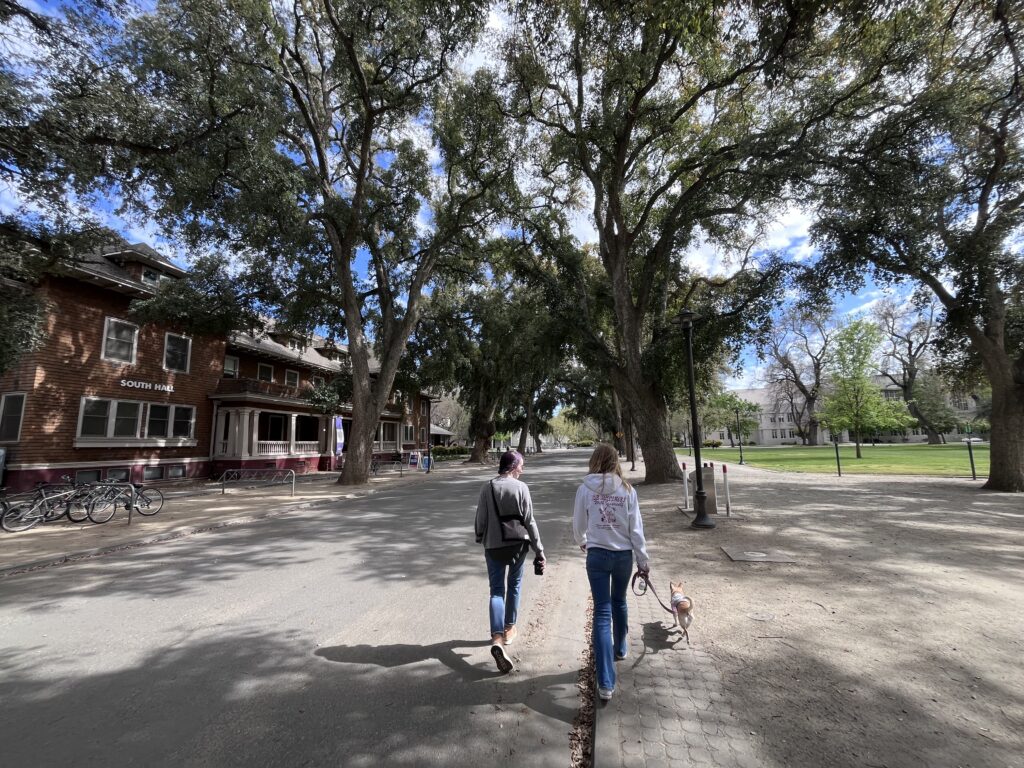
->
<box><xmin>722</xmin><ymin>361</ymin><xmax>768</xmax><ymax>390</ymax></box>
<box><xmin>569</xmin><ymin>209</ymin><xmax>598</xmax><ymax>246</ymax></box>
<box><xmin>762</xmin><ymin>204</ymin><xmax>814</xmax><ymax>252</ymax></box>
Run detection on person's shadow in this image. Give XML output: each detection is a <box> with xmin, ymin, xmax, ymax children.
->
<box><xmin>315</xmin><ymin>640</ymin><xmax>494</xmax><ymax>681</ymax></box>
<box><xmin>315</xmin><ymin>640</ymin><xmax>580</xmax><ymax>723</ymax></box>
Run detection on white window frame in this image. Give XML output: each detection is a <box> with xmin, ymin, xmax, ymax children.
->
<box><xmin>0</xmin><ymin>392</ymin><xmax>27</xmax><ymax>442</ymax></box>
<box><xmin>75</xmin><ymin>397</ymin><xmax>197</xmax><ymax>448</ymax></box>
<box><xmin>102</xmin><ymin>317</ymin><xmax>139</xmax><ymax>365</ymax></box>
<box><xmin>403</xmin><ymin>424</ymin><xmax>414</xmax><ymax>442</ymax></box>
<box><xmin>285</xmin><ymin>369</ymin><xmax>300</xmax><ymax>387</ymax></box>
<box><xmin>77</xmin><ymin>397</ymin><xmax>142</xmax><ymax>439</ymax></box>
<box><xmin>163</xmin><ymin>332</ymin><xmax>192</xmax><ymax>373</ymax></box>
<box><xmin>223</xmin><ymin>355</ymin><xmax>240</xmax><ymax>379</ymax></box>
<box><xmin>257</xmin><ymin>363</ymin><xmax>274</xmax><ymax>382</ymax></box>
<box><xmin>311</xmin><ymin>375</ymin><xmax>325</xmax><ymax>388</ymax></box>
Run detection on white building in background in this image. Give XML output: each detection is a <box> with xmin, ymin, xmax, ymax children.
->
<box><xmin>725</xmin><ymin>378</ymin><xmax>980</xmax><ymax>446</ymax></box>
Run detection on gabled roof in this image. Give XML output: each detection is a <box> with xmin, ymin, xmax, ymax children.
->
<box><xmin>68</xmin><ymin>240</ymin><xmax>186</xmax><ymax>297</ymax></box>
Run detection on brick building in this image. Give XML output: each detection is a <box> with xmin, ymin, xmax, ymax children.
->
<box><xmin>0</xmin><ymin>243</ymin><xmax>432</xmax><ymax>491</ymax></box>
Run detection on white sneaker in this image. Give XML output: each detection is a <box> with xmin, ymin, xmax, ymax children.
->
<box><xmin>491</xmin><ymin>643</ymin><xmax>514</xmax><ymax>674</ymax></box>
<box><xmin>598</xmin><ymin>687</ymin><xmax>614</xmax><ymax>701</ymax></box>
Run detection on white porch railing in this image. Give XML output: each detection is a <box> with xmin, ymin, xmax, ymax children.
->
<box><xmin>294</xmin><ymin>441</ymin><xmax>319</xmax><ymax>453</ymax></box>
<box><xmin>257</xmin><ymin>441</ymin><xmax>290</xmax><ymax>455</ymax></box>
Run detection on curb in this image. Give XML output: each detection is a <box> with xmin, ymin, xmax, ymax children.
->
<box><xmin>592</xmin><ymin>692</ymin><xmax>617</xmax><ymax>768</ymax></box>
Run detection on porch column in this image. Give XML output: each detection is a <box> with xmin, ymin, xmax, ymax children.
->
<box><xmin>289</xmin><ymin>413</ymin><xmax>298</xmax><ymax>455</ymax></box>
<box><xmin>250</xmin><ymin>409</ymin><xmax>262</xmax><ymax>456</ymax></box>
<box><xmin>239</xmin><ymin>408</ymin><xmax>252</xmax><ymax>458</ymax></box>
<box><xmin>214</xmin><ymin>408</ymin><xmax>226</xmax><ymax>456</ymax></box>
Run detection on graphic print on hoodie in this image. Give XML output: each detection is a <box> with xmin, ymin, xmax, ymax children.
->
<box><xmin>595</xmin><ymin>495</ymin><xmax>624</xmax><ymax>529</ymax></box>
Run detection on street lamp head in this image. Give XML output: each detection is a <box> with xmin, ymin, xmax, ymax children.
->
<box><xmin>675</xmin><ymin>308</ymin><xmax>698</xmax><ymax>331</ymax></box>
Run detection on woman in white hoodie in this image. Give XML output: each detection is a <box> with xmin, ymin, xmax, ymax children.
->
<box><xmin>573</xmin><ymin>443</ymin><xmax>650</xmax><ymax>701</ymax></box>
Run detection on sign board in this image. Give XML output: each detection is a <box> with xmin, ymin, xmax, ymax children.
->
<box><xmin>409</xmin><ymin>452</ymin><xmax>419</xmax><ymax>467</ymax></box>
<box><xmin>120</xmin><ymin>379</ymin><xmax>174</xmax><ymax>393</ymax></box>
<box><xmin>334</xmin><ymin>416</ymin><xmax>345</xmax><ymax>456</ymax></box>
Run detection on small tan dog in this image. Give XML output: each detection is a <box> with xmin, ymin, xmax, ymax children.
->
<box><xmin>669</xmin><ymin>581</ymin><xmax>694</xmax><ymax>644</ymax></box>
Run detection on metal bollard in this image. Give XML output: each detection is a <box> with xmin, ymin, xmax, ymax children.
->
<box><xmin>722</xmin><ymin>464</ymin><xmax>731</xmax><ymax>516</ymax></box>
<box><xmin>680</xmin><ymin>461</ymin><xmax>689</xmax><ymax>509</ymax></box>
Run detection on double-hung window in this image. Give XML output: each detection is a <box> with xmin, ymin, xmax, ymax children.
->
<box><xmin>102</xmin><ymin>318</ymin><xmax>138</xmax><ymax>364</ymax></box>
<box><xmin>0</xmin><ymin>392</ymin><xmax>26</xmax><ymax>442</ymax></box>
<box><xmin>146</xmin><ymin>404</ymin><xmax>195</xmax><ymax>439</ymax></box>
<box><xmin>164</xmin><ymin>333</ymin><xmax>191</xmax><ymax>373</ymax></box>
<box><xmin>285</xmin><ymin>369</ymin><xmax>300</xmax><ymax>387</ymax></box>
<box><xmin>257</xmin><ymin>363</ymin><xmax>274</xmax><ymax>382</ymax></box>
<box><xmin>223</xmin><ymin>355</ymin><xmax>239</xmax><ymax>379</ymax></box>
<box><xmin>80</xmin><ymin>398</ymin><xmax>141</xmax><ymax>438</ymax></box>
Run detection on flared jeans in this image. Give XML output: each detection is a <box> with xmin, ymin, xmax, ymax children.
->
<box><xmin>586</xmin><ymin>547</ymin><xmax>633</xmax><ymax>691</ymax></box>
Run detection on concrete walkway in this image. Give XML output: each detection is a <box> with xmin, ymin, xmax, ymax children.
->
<box><xmin>593</xmin><ymin>461</ymin><xmax>1024</xmax><ymax>768</ymax></box>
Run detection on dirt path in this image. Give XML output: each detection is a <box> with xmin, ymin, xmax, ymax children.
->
<box><xmin>632</xmin><ymin>465</ymin><xmax>1024</xmax><ymax>768</ymax></box>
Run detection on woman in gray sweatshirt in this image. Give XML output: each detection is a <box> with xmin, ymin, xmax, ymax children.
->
<box><xmin>474</xmin><ymin>450</ymin><xmax>545</xmax><ymax>673</ymax></box>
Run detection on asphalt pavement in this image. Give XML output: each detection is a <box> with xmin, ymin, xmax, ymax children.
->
<box><xmin>0</xmin><ymin>454</ymin><xmax>593</xmax><ymax>768</ymax></box>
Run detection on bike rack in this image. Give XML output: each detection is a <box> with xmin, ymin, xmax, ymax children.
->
<box><xmin>219</xmin><ymin>469</ymin><xmax>296</xmax><ymax>496</ymax></box>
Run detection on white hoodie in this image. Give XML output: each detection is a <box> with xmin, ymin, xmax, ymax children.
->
<box><xmin>573</xmin><ymin>473</ymin><xmax>650</xmax><ymax>571</ymax></box>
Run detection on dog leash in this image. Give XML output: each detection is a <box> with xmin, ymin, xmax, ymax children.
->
<box><xmin>631</xmin><ymin>570</ymin><xmax>675</xmax><ymax>615</ymax></box>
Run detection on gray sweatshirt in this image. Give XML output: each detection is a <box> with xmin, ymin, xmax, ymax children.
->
<box><xmin>474</xmin><ymin>475</ymin><xmax>544</xmax><ymax>557</ymax></box>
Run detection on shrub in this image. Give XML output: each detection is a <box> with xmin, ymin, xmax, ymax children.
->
<box><xmin>702</xmin><ymin>440</ymin><xmax>722</xmax><ymax>449</ymax></box>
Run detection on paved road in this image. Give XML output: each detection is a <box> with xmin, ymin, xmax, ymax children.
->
<box><xmin>0</xmin><ymin>453</ymin><xmax>593</xmax><ymax>768</ymax></box>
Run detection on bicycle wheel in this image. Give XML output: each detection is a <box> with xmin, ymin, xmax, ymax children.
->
<box><xmin>134</xmin><ymin>488</ymin><xmax>164</xmax><ymax>516</ymax></box>
<box><xmin>2</xmin><ymin>502</ymin><xmax>46</xmax><ymax>532</ymax></box>
<box><xmin>66</xmin><ymin>500</ymin><xmax>90</xmax><ymax>523</ymax></box>
<box><xmin>87</xmin><ymin>495</ymin><xmax>117</xmax><ymax>524</ymax></box>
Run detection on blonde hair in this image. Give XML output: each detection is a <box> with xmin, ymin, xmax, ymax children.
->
<box><xmin>588</xmin><ymin>443</ymin><xmax>632</xmax><ymax>492</ymax></box>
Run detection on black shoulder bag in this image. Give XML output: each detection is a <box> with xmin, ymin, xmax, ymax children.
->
<box><xmin>488</xmin><ymin>480</ymin><xmax>530</xmax><ymax>564</ymax></box>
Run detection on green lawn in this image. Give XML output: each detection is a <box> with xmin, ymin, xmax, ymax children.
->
<box><xmin>675</xmin><ymin>442</ymin><xmax>989</xmax><ymax>477</ymax></box>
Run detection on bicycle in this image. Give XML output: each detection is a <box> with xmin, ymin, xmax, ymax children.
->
<box><xmin>1</xmin><ymin>481</ymin><xmax>80</xmax><ymax>533</ymax></box>
<box><xmin>87</xmin><ymin>483</ymin><xmax>164</xmax><ymax>524</ymax></box>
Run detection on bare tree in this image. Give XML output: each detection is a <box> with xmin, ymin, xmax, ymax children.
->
<box><xmin>877</xmin><ymin>299</ymin><xmax>944</xmax><ymax>443</ymax></box>
<box><xmin>765</xmin><ymin>309</ymin><xmax>836</xmax><ymax>445</ymax></box>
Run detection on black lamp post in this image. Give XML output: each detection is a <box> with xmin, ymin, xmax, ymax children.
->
<box><xmin>735</xmin><ymin>407</ymin><xmax>745</xmax><ymax>465</ymax></box>
<box><xmin>678</xmin><ymin>310</ymin><xmax>715</xmax><ymax>529</ymax></box>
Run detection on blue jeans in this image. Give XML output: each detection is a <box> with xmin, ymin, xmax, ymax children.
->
<box><xmin>485</xmin><ymin>548</ymin><xmax>529</xmax><ymax>637</ymax></box>
<box><xmin>586</xmin><ymin>548</ymin><xmax>633</xmax><ymax>691</ymax></box>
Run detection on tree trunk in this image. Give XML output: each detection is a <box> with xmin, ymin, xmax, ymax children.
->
<box><xmin>532</xmin><ymin>430</ymin><xmax>543</xmax><ymax>454</ymax></box>
<box><xmin>467</xmin><ymin>398</ymin><xmax>498</xmax><ymax>463</ymax></box>
<box><xmin>983</xmin><ymin>377</ymin><xmax>1024</xmax><ymax>492</ymax></box>
<box><xmin>807</xmin><ymin>418</ymin><xmax>820</xmax><ymax>446</ymax></box>
<box><xmin>469</xmin><ymin>434</ymin><xmax>493</xmax><ymax>463</ymax></box>
<box><xmin>516</xmin><ymin>397</ymin><xmax>533</xmax><ymax>454</ymax></box>
<box><xmin>854</xmin><ymin>430</ymin><xmax>862</xmax><ymax>459</ymax></box>
<box><xmin>339</xmin><ymin>386</ymin><xmax>376</xmax><ymax>485</ymax></box>
<box><xmin>613</xmin><ymin>376</ymin><xmax>682</xmax><ymax>483</ymax></box>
